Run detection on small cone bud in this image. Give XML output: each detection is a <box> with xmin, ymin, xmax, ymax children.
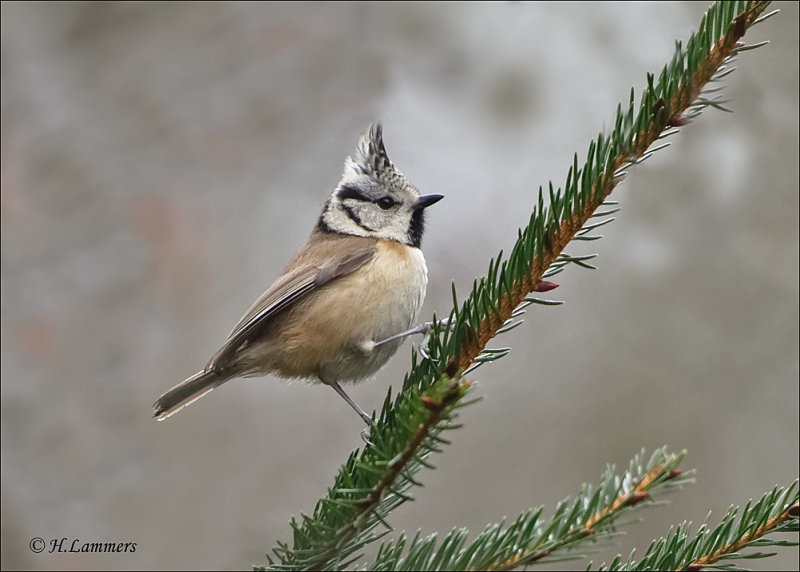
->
<box><xmin>668</xmin><ymin>115</ymin><xmax>692</xmax><ymax>127</ymax></box>
<box><xmin>533</xmin><ymin>281</ymin><xmax>559</xmax><ymax>292</ymax></box>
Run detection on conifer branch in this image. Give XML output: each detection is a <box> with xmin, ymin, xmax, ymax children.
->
<box><xmin>687</xmin><ymin>500</ymin><xmax>799</xmax><ymax>570</ymax></box>
<box><xmin>262</xmin><ymin>375</ymin><xmax>473</xmax><ymax>571</ymax></box>
<box><xmin>441</xmin><ymin>0</ymin><xmax>774</xmax><ymax>376</ymax></box>
<box><xmin>483</xmin><ymin>451</ymin><xmax>689</xmax><ymax>571</ymax></box>
<box><xmin>262</xmin><ymin>2</ymin><xmax>786</xmax><ymax>570</ymax></box>
<box><xmin>594</xmin><ymin>481</ymin><xmax>799</xmax><ymax>571</ymax></box>
<box><xmin>365</xmin><ymin>448</ymin><xmax>691</xmax><ymax>571</ymax></box>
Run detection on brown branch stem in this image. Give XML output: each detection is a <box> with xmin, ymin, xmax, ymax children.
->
<box><xmin>485</xmin><ymin>462</ymin><xmax>670</xmax><ymax>571</ymax></box>
<box><xmin>681</xmin><ymin>503</ymin><xmax>799</xmax><ymax>571</ymax></box>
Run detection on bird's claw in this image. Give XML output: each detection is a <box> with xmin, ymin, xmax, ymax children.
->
<box><xmin>417</xmin><ymin>318</ymin><xmax>454</xmax><ymax>360</ymax></box>
<box><xmin>360</xmin><ymin>426</ymin><xmax>372</xmax><ymax>446</ymax></box>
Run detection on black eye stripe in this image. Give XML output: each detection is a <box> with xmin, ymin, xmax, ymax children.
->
<box><xmin>337</xmin><ymin>185</ymin><xmax>370</xmax><ymax>202</ymax></box>
<box><xmin>338</xmin><ymin>185</ymin><xmax>397</xmax><ymax>210</ymax></box>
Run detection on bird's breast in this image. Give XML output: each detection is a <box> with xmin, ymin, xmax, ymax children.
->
<box><xmin>318</xmin><ymin>240</ymin><xmax>427</xmax><ymax>349</ymax></box>
<box><xmin>261</xmin><ymin>240</ymin><xmax>429</xmax><ymax>381</ymax></box>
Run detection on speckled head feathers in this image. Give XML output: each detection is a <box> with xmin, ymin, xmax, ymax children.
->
<box><xmin>318</xmin><ymin>123</ymin><xmax>442</xmax><ymax>248</ymax></box>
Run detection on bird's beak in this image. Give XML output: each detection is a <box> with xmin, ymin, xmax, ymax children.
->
<box><xmin>416</xmin><ymin>194</ymin><xmax>444</xmax><ymax>209</ymax></box>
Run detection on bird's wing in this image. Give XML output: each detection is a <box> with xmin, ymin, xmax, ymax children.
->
<box><xmin>208</xmin><ymin>242</ymin><xmax>376</xmax><ymax>368</ymax></box>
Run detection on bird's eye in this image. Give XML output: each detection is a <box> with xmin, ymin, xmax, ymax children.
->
<box><xmin>377</xmin><ymin>197</ymin><xmax>395</xmax><ymax>210</ymax></box>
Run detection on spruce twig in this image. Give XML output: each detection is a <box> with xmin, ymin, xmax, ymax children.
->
<box><xmin>365</xmin><ymin>448</ymin><xmax>691</xmax><ymax>571</ymax></box>
<box><xmin>594</xmin><ymin>481</ymin><xmax>799</xmax><ymax>571</ymax></box>
<box><xmin>443</xmin><ymin>0</ymin><xmax>775</xmax><ymax>376</ymax></box>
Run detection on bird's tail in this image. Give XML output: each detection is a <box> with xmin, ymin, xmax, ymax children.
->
<box><xmin>153</xmin><ymin>369</ymin><xmax>227</xmax><ymax>420</ymax></box>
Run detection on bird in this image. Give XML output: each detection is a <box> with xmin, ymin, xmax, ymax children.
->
<box><xmin>152</xmin><ymin>123</ymin><xmax>443</xmax><ymax>431</ymax></box>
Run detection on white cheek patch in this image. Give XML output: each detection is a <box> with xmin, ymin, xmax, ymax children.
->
<box><xmin>324</xmin><ymin>197</ymin><xmax>417</xmax><ymax>246</ymax></box>
<box><xmin>323</xmin><ymin>202</ymin><xmax>370</xmax><ymax>237</ymax></box>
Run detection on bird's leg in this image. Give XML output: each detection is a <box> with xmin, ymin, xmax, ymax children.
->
<box><xmin>323</xmin><ymin>378</ymin><xmax>373</xmax><ymax>445</ymax></box>
<box><xmin>373</xmin><ymin>318</ymin><xmax>452</xmax><ymax>349</ymax></box>
<box><xmin>325</xmin><ymin>379</ymin><xmax>371</xmax><ymax>424</ymax></box>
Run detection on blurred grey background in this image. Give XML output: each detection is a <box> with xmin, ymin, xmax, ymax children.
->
<box><xmin>1</xmin><ymin>2</ymin><xmax>797</xmax><ymax>570</ymax></box>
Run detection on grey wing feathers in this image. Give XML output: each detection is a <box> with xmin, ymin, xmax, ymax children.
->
<box><xmin>209</xmin><ymin>245</ymin><xmax>376</xmax><ymax>367</ymax></box>
<box><xmin>227</xmin><ymin>265</ymin><xmax>320</xmax><ymax>341</ymax></box>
